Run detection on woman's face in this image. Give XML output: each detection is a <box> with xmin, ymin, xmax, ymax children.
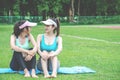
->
<box><xmin>23</xmin><ymin>27</ymin><xmax>31</xmax><ymax>34</ymax></box>
<box><xmin>44</xmin><ymin>25</ymin><xmax>54</xmax><ymax>33</ymax></box>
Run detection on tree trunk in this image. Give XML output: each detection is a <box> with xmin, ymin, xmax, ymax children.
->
<box><xmin>69</xmin><ymin>0</ymin><xmax>74</xmax><ymax>22</ymax></box>
<box><xmin>78</xmin><ymin>0</ymin><xmax>80</xmax><ymax>21</ymax></box>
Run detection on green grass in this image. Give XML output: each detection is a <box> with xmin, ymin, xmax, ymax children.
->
<box><xmin>0</xmin><ymin>24</ymin><xmax>120</xmax><ymax>80</ymax></box>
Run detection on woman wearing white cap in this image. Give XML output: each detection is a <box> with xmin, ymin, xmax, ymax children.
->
<box><xmin>37</xmin><ymin>18</ymin><xmax>62</xmax><ymax>78</ymax></box>
<box><xmin>10</xmin><ymin>20</ymin><xmax>38</xmax><ymax>78</ymax></box>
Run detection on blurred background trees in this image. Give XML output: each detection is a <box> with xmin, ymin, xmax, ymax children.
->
<box><xmin>0</xmin><ymin>0</ymin><xmax>120</xmax><ymax>23</ymax></box>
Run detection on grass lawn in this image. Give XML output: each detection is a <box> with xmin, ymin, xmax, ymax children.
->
<box><xmin>0</xmin><ymin>24</ymin><xmax>120</xmax><ymax>80</ymax></box>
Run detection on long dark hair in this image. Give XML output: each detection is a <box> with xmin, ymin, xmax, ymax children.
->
<box><xmin>51</xmin><ymin>18</ymin><xmax>60</xmax><ymax>36</ymax></box>
<box><xmin>13</xmin><ymin>20</ymin><xmax>29</xmax><ymax>38</ymax></box>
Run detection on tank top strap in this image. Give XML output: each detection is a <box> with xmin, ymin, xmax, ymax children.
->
<box><xmin>55</xmin><ymin>36</ymin><xmax>58</xmax><ymax>42</ymax></box>
<box><xmin>41</xmin><ymin>34</ymin><xmax>45</xmax><ymax>42</ymax></box>
<box><xmin>26</xmin><ymin>37</ymin><xmax>29</xmax><ymax>42</ymax></box>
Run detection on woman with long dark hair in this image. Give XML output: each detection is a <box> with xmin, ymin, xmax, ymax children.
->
<box><xmin>37</xmin><ymin>18</ymin><xmax>62</xmax><ymax>78</ymax></box>
<box><xmin>10</xmin><ymin>20</ymin><xmax>38</xmax><ymax>78</ymax></box>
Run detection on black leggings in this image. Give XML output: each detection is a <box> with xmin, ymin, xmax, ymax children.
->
<box><xmin>10</xmin><ymin>50</ymin><xmax>36</xmax><ymax>71</ymax></box>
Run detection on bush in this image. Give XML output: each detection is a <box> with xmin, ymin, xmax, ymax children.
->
<box><xmin>0</xmin><ymin>16</ymin><xmax>120</xmax><ymax>24</ymax></box>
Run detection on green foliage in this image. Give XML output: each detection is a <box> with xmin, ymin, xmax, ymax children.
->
<box><xmin>0</xmin><ymin>16</ymin><xmax>120</xmax><ymax>24</ymax></box>
<box><xmin>78</xmin><ymin>16</ymin><xmax>120</xmax><ymax>24</ymax></box>
<box><xmin>0</xmin><ymin>0</ymin><xmax>120</xmax><ymax>17</ymax></box>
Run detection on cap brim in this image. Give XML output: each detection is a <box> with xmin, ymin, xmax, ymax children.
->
<box><xmin>41</xmin><ymin>21</ymin><xmax>53</xmax><ymax>25</ymax></box>
<box><xmin>19</xmin><ymin>21</ymin><xmax>37</xmax><ymax>29</ymax></box>
<box><xmin>41</xmin><ymin>19</ymin><xmax>57</xmax><ymax>27</ymax></box>
<box><xmin>27</xmin><ymin>22</ymin><xmax>37</xmax><ymax>27</ymax></box>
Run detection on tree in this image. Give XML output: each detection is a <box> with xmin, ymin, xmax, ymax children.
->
<box><xmin>0</xmin><ymin>0</ymin><xmax>5</xmax><ymax>16</ymax></box>
<box><xmin>74</xmin><ymin>0</ymin><xmax>80</xmax><ymax>21</ymax></box>
<box><xmin>106</xmin><ymin>0</ymin><xmax>118</xmax><ymax>16</ymax></box>
<box><xmin>0</xmin><ymin>0</ymin><xmax>120</xmax><ymax>17</ymax></box>
<box><xmin>58</xmin><ymin>0</ymin><xmax>70</xmax><ymax>17</ymax></box>
<box><xmin>69</xmin><ymin>0</ymin><xmax>75</xmax><ymax>22</ymax></box>
<box><xmin>116</xmin><ymin>0</ymin><xmax>120</xmax><ymax>15</ymax></box>
<box><xmin>28</xmin><ymin>0</ymin><xmax>38</xmax><ymax>16</ymax></box>
<box><xmin>19</xmin><ymin>0</ymin><xmax>28</xmax><ymax>16</ymax></box>
<box><xmin>37</xmin><ymin>0</ymin><xmax>62</xmax><ymax>19</ymax></box>
<box><xmin>80</xmin><ymin>0</ymin><xmax>96</xmax><ymax>16</ymax></box>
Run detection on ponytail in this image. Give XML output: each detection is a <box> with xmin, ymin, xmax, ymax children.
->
<box><xmin>55</xmin><ymin>18</ymin><xmax>60</xmax><ymax>36</ymax></box>
<box><xmin>51</xmin><ymin>18</ymin><xmax>60</xmax><ymax>36</ymax></box>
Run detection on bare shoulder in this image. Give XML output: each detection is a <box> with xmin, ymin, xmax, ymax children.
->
<box><xmin>10</xmin><ymin>34</ymin><xmax>16</xmax><ymax>43</ymax></box>
<box><xmin>37</xmin><ymin>34</ymin><xmax>43</xmax><ymax>41</ymax></box>
<box><xmin>11</xmin><ymin>34</ymin><xmax>16</xmax><ymax>39</ymax></box>
<box><xmin>57</xmin><ymin>36</ymin><xmax>62</xmax><ymax>41</ymax></box>
<box><xmin>28</xmin><ymin>33</ymin><xmax>34</xmax><ymax>40</ymax></box>
<box><xmin>29</xmin><ymin>33</ymin><xmax>33</xmax><ymax>37</ymax></box>
<box><xmin>37</xmin><ymin>34</ymin><xmax>43</xmax><ymax>38</ymax></box>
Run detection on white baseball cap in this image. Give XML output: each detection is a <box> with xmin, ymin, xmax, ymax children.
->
<box><xmin>41</xmin><ymin>19</ymin><xmax>57</xmax><ymax>27</ymax></box>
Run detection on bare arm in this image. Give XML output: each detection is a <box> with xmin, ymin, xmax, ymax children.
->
<box><xmin>10</xmin><ymin>35</ymin><xmax>28</xmax><ymax>53</ymax></box>
<box><xmin>37</xmin><ymin>34</ymin><xmax>51</xmax><ymax>60</ymax></box>
<box><xmin>29</xmin><ymin>33</ymin><xmax>37</xmax><ymax>55</ymax></box>
<box><xmin>37</xmin><ymin>34</ymin><xmax>42</xmax><ymax>56</ymax></box>
<box><xmin>50</xmin><ymin>36</ymin><xmax>63</xmax><ymax>56</ymax></box>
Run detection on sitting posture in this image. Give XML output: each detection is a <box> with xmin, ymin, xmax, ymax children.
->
<box><xmin>37</xmin><ymin>18</ymin><xmax>62</xmax><ymax>78</ymax></box>
<box><xmin>10</xmin><ymin>20</ymin><xmax>38</xmax><ymax>78</ymax></box>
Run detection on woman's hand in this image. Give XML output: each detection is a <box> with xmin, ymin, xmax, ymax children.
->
<box><xmin>25</xmin><ymin>55</ymin><xmax>32</xmax><ymax>61</ymax></box>
<box><xmin>41</xmin><ymin>51</ymin><xmax>49</xmax><ymax>60</ymax></box>
<box><xmin>49</xmin><ymin>51</ymin><xmax>56</xmax><ymax>57</ymax></box>
<box><xmin>26</xmin><ymin>50</ymin><xmax>35</xmax><ymax>56</ymax></box>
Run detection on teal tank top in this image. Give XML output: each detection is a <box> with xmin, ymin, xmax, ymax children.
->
<box><xmin>40</xmin><ymin>35</ymin><xmax>58</xmax><ymax>52</ymax></box>
<box><xmin>16</xmin><ymin>37</ymin><xmax>29</xmax><ymax>49</ymax></box>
